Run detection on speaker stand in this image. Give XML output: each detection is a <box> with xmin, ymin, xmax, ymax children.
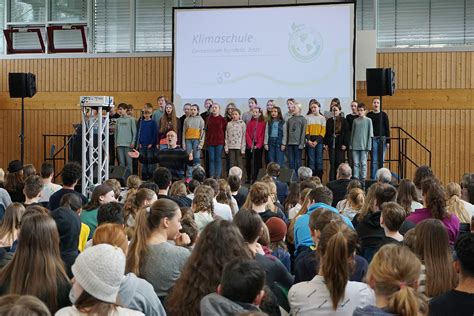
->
<box><xmin>20</xmin><ymin>96</ymin><xmax>25</xmax><ymax>164</ymax></box>
<box><xmin>378</xmin><ymin>96</ymin><xmax>384</xmax><ymax>171</ymax></box>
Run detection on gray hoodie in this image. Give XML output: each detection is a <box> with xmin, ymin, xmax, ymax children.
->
<box><xmin>200</xmin><ymin>293</ymin><xmax>260</xmax><ymax>316</ymax></box>
<box><xmin>118</xmin><ymin>273</ymin><xmax>166</xmax><ymax>316</ymax></box>
<box><xmin>353</xmin><ymin>305</ymin><xmax>396</xmax><ymax>316</ymax></box>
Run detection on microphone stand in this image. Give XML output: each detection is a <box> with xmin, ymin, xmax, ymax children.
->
<box><xmin>378</xmin><ymin>96</ymin><xmax>384</xmax><ymax>171</ymax></box>
<box><xmin>251</xmin><ymin>120</ymin><xmax>258</xmax><ymax>182</ymax></box>
<box><xmin>135</xmin><ymin>111</ymin><xmax>144</xmax><ymax>176</ymax></box>
<box><xmin>331</xmin><ymin>109</ymin><xmax>337</xmax><ymax>181</ymax></box>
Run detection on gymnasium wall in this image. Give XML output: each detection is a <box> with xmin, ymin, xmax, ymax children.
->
<box><xmin>0</xmin><ymin>52</ymin><xmax>473</xmax><ymax>183</ymax></box>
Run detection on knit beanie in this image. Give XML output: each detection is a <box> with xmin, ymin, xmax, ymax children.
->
<box><xmin>71</xmin><ymin>244</ymin><xmax>125</xmax><ymax>303</ymax></box>
<box><xmin>265</xmin><ymin>217</ymin><xmax>287</xmax><ymax>242</ymax></box>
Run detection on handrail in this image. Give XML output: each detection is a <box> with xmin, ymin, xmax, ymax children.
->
<box><xmin>391</xmin><ymin>126</ymin><xmax>432</xmax><ymax>168</ymax></box>
<box><xmin>42</xmin><ymin>134</ymin><xmax>73</xmax><ymax>181</ymax></box>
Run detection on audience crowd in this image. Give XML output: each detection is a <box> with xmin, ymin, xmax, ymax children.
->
<box><xmin>0</xmin><ymin>97</ymin><xmax>472</xmax><ymax>316</ymax></box>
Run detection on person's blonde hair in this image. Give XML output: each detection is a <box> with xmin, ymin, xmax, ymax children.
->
<box><xmin>286</xmin><ymin>188</ymin><xmax>313</xmax><ymax>245</ymax></box>
<box><xmin>368</xmin><ymin>244</ymin><xmax>428</xmax><ymax>316</ymax></box>
<box><xmin>170</xmin><ymin>180</ymin><xmax>187</xmax><ymax>197</ymax></box>
<box><xmin>359</xmin><ymin>183</ymin><xmax>381</xmax><ymax>218</ymax></box>
<box><xmin>347</xmin><ymin>188</ymin><xmax>365</xmax><ymax>211</ymax></box>
<box><xmin>446</xmin><ymin>182</ymin><xmax>471</xmax><ymax>223</ymax></box>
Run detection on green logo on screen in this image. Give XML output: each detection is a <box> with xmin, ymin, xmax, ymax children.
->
<box><xmin>288</xmin><ymin>23</ymin><xmax>323</xmax><ymax>63</ymax></box>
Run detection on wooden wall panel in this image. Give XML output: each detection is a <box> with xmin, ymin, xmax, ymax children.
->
<box><xmin>0</xmin><ymin>52</ymin><xmax>473</xmax><ymax>184</ymax></box>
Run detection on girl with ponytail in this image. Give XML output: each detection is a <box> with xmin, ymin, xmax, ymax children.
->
<box><xmin>354</xmin><ymin>244</ymin><xmax>428</xmax><ymax>316</ymax></box>
<box><xmin>289</xmin><ymin>222</ymin><xmax>375</xmax><ymax>315</ymax></box>
<box><xmin>125</xmin><ymin>199</ymin><xmax>191</xmax><ymax>301</ymax></box>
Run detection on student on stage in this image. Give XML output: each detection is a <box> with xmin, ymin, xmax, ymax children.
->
<box><xmin>264</xmin><ymin>106</ymin><xmax>285</xmax><ymax>167</ymax></box>
<box><xmin>225</xmin><ymin>108</ymin><xmax>246</xmax><ymax>173</ymax></box>
<box><xmin>324</xmin><ymin>102</ymin><xmax>350</xmax><ymax>181</ymax></box>
<box><xmin>367</xmin><ymin>97</ymin><xmax>390</xmax><ymax>179</ymax></box>
<box><xmin>283</xmin><ymin>103</ymin><xmax>306</xmax><ymax>174</ymax></box>
<box><xmin>245</xmin><ymin>107</ymin><xmax>266</xmax><ymax>183</ymax></box>
<box><xmin>305</xmin><ymin>99</ymin><xmax>326</xmax><ymax>179</ymax></box>
<box><xmin>182</xmin><ymin>104</ymin><xmax>205</xmax><ymax>177</ymax></box>
<box><xmin>350</xmin><ymin>103</ymin><xmax>373</xmax><ymax>181</ymax></box>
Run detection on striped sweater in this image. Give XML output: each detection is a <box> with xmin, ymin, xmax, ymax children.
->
<box><xmin>305</xmin><ymin>114</ymin><xmax>326</xmax><ymax>141</ymax></box>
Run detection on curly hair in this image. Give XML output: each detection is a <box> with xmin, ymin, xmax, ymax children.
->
<box><xmin>166</xmin><ymin>220</ymin><xmax>252</xmax><ymax>316</ymax></box>
<box><xmin>422</xmin><ymin>178</ymin><xmax>448</xmax><ymax>220</ymax></box>
<box><xmin>192</xmin><ymin>191</ymin><xmax>214</xmax><ymax>216</ymax></box>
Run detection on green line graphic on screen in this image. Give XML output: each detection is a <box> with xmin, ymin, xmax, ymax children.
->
<box><xmin>288</xmin><ymin>23</ymin><xmax>323</xmax><ymax>63</ymax></box>
<box><xmin>202</xmin><ymin>48</ymin><xmax>347</xmax><ymax>87</ymax></box>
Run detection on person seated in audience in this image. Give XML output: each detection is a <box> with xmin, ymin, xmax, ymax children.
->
<box><xmin>22</xmin><ymin>175</ymin><xmax>44</xmax><ymax>207</ymax></box>
<box><xmin>59</xmin><ymin>193</ymin><xmax>88</xmax><ymax>252</ymax></box>
<box><xmin>92</xmin><ymin>224</ymin><xmax>166</xmax><ymax>316</ymax></box>
<box><xmin>0</xmin><ymin>203</ymin><xmax>25</xmax><ymax>250</ymax></box>
<box><xmin>406</xmin><ymin>178</ymin><xmax>460</xmax><ymax>244</ymax></box>
<box><xmin>119</xmin><ymin>174</ymin><xmax>142</xmax><ymax>204</ymax></box>
<box><xmin>265</xmin><ymin>217</ymin><xmax>291</xmax><ymax>272</ymax></box>
<box><xmin>357</xmin><ymin>184</ymin><xmax>414</xmax><ymax>262</ymax></box>
<box><xmin>129</xmin><ymin>130</ymin><xmax>193</xmax><ymax>181</ymax></box>
<box><xmin>80</xmin><ymin>184</ymin><xmax>116</xmax><ymax>239</ymax></box>
<box><xmin>104</xmin><ymin>178</ymin><xmax>122</xmax><ymax>201</ymax></box>
<box><xmin>289</xmin><ymin>221</ymin><xmax>375</xmax><ymax>315</ymax></box>
<box><xmin>0</xmin><ymin>295</ymin><xmax>51</xmax><ymax>316</ymax></box>
<box><xmin>169</xmin><ymin>180</ymin><xmax>192</xmax><ymax>207</ymax></box>
<box><xmin>179</xmin><ymin>216</ymin><xmax>199</xmax><ymax>249</ymax></box>
<box><xmin>413</xmin><ymin>165</ymin><xmax>434</xmax><ymax>201</ymax></box>
<box><xmin>297</xmin><ymin>166</ymin><xmax>313</xmax><ymax>182</ymax></box>
<box><xmin>258</xmin><ymin>177</ymin><xmax>287</xmax><ymax>222</ymax></box>
<box><xmin>338</xmin><ymin>187</ymin><xmax>365</xmax><ymax>221</ymax></box>
<box><xmin>123</xmin><ymin>188</ymin><xmax>157</xmax><ymax>231</ymax></box>
<box><xmin>166</xmin><ymin>220</ymin><xmax>254</xmax><ymax>315</ymax></box>
<box><xmin>375</xmin><ymin>167</ymin><xmax>392</xmax><ymax>184</ymax></box>
<box><xmin>0</xmin><ymin>213</ymin><xmax>71</xmax><ymax>313</ymax></box>
<box><xmin>233</xmin><ymin>209</ymin><xmax>293</xmax><ymax>311</ymax></box>
<box><xmin>265</xmin><ymin>162</ymin><xmax>288</xmax><ymax>204</ymax></box>
<box><xmin>0</xmin><ymin>168</ymin><xmax>4</xmax><ymax>188</ymax></box>
<box><xmin>192</xmin><ymin>189</ymin><xmax>215</xmax><ymax>231</ymax></box>
<box><xmin>396</xmin><ymin>178</ymin><xmax>423</xmax><ymax>213</ymax></box>
<box><xmin>201</xmin><ymin>259</ymin><xmax>265</xmax><ymax>315</ymax></box>
<box><xmin>294</xmin><ymin>209</ymin><xmax>368</xmax><ymax>284</ymax></box>
<box><xmin>202</xmin><ymin>178</ymin><xmax>233</xmax><ymax>221</ymax></box>
<box><xmin>22</xmin><ymin>164</ymin><xmax>36</xmax><ymax>179</ymax></box>
<box><xmin>429</xmin><ymin>232</ymin><xmax>474</xmax><ymax>315</ymax></box>
<box><xmin>327</xmin><ymin>163</ymin><xmax>355</xmax><ymax>207</ymax></box>
<box><xmin>376</xmin><ymin>202</ymin><xmax>405</xmax><ymax>252</ymax></box>
<box><xmin>56</xmin><ymin>244</ymin><xmax>143</xmax><ymax>316</ymax></box>
<box><xmin>48</xmin><ymin>162</ymin><xmax>87</xmax><ymax>211</ymax></box>
<box><xmin>284</xmin><ymin>183</ymin><xmax>300</xmax><ymax>217</ymax></box>
<box><xmin>153</xmin><ymin>167</ymin><xmax>188</xmax><ymax>207</ymax></box>
<box><xmin>38</xmin><ymin>161</ymin><xmax>62</xmax><ymax>207</ymax></box>
<box><xmin>460</xmin><ymin>173</ymin><xmax>474</xmax><ymax>213</ymax></box>
<box><xmin>446</xmin><ymin>182</ymin><xmax>472</xmax><ymax>223</ymax></box>
<box><xmin>229</xmin><ymin>166</ymin><xmax>249</xmax><ymax>196</ymax></box>
<box><xmin>294</xmin><ymin>186</ymin><xmax>354</xmax><ymax>255</ymax></box>
<box><xmin>414</xmin><ymin>219</ymin><xmax>458</xmax><ymax>298</ymax></box>
<box><xmin>186</xmin><ymin>179</ymin><xmax>200</xmax><ymax>200</ymax></box>
<box><xmin>5</xmin><ymin>160</ymin><xmax>25</xmax><ymax>203</ymax></box>
<box><xmin>354</xmin><ymin>244</ymin><xmax>428</xmax><ymax>316</ymax></box>
<box><xmin>191</xmin><ymin>165</ymin><xmax>206</xmax><ymax>183</ymax></box>
<box><xmin>50</xmin><ymin>200</ymin><xmax>81</xmax><ymax>278</ymax></box>
<box><xmin>126</xmin><ymin>199</ymin><xmax>191</xmax><ymax>301</ymax></box>
<box><xmin>242</xmin><ymin>182</ymin><xmax>285</xmax><ymax>223</ymax></box>
<box><xmin>228</xmin><ymin>175</ymin><xmax>246</xmax><ymax>209</ymax></box>
<box><xmin>216</xmin><ymin>179</ymin><xmax>239</xmax><ymax>215</ymax></box>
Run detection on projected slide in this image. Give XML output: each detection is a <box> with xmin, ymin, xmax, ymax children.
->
<box><xmin>173</xmin><ymin>4</ymin><xmax>354</xmax><ymax>114</ymax></box>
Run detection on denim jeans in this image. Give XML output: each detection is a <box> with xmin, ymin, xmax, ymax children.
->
<box><xmin>307</xmin><ymin>142</ymin><xmax>324</xmax><ymax>175</ymax></box>
<box><xmin>208</xmin><ymin>145</ymin><xmax>224</xmax><ymax>178</ymax></box>
<box><xmin>371</xmin><ymin>138</ymin><xmax>387</xmax><ymax>179</ymax></box>
<box><xmin>139</xmin><ymin>146</ymin><xmax>155</xmax><ymax>180</ymax></box>
<box><xmin>287</xmin><ymin>145</ymin><xmax>302</xmax><ymax>173</ymax></box>
<box><xmin>268</xmin><ymin>138</ymin><xmax>285</xmax><ymax>167</ymax></box>
<box><xmin>352</xmin><ymin>150</ymin><xmax>369</xmax><ymax>180</ymax></box>
<box><xmin>185</xmin><ymin>139</ymin><xmax>201</xmax><ymax>177</ymax></box>
<box><xmin>117</xmin><ymin>146</ymin><xmax>133</xmax><ymax>171</ymax></box>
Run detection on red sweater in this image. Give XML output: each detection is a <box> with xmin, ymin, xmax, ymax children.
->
<box><xmin>206</xmin><ymin>115</ymin><xmax>227</xmax><ymax>146</ymax></box>
<box><xmin>246</xmin><ymin>118</ymin><xmax>266</xmax><ymax>149</ymax></box>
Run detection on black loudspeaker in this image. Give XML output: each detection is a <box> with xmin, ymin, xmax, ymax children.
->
<box><xmin>109</xmin><ymin>166</ymin><xmax>131</xmax><ymax>187</ymax></box>
<box><xmin>366</xmin><ymin>68</ymin><xmax>395</xmax><ymax>96</ymax></box>
<box><xmin>279</xmin><ymin>168</ymin><xmax>296</xmax><ymax>184</ymax></box>
<box><xmin>8</xmin><ymin>73</ymin><xmax>37</xmax><ymax>98</ymax></box>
